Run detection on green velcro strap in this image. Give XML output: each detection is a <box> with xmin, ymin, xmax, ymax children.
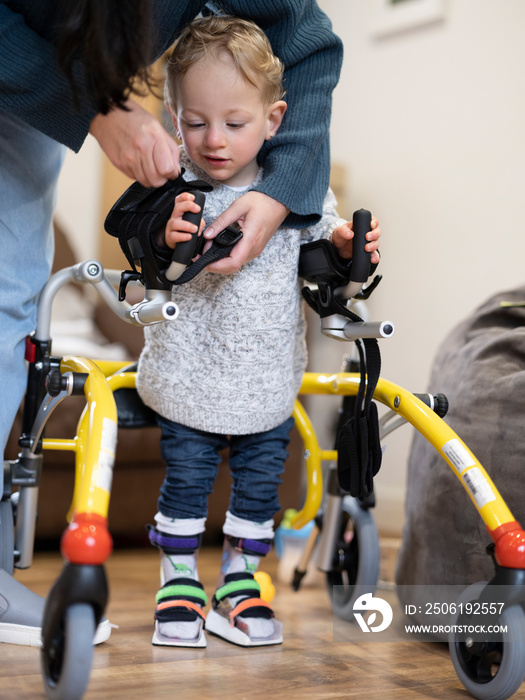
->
<box><xmin>156</xmin><ymin>584</ymin><xmax>208</xmax><ymax>606</ymax></box>
<box><xmin>215</xmin><ymin>578</ymin><xmax>260</xmax><ymax>602</ymax></box>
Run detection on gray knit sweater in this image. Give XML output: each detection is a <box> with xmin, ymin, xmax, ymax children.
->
<box><xmin>136</xmin><ymin>152</ymin><xmax>345</xmax><ymax>434</ymax></box>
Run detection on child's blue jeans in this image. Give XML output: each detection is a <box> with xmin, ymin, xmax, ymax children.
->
<box><xmin>156</xmin><ymin>415</ymin><xmax>295</xmax><ymax>524</ymax></box>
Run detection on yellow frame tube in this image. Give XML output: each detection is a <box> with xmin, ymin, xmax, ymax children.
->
<box><xmin>59</xmin><ymin>356</ymin><xmax>118</xmax><ymax>520</ymax></box>
<box><xmin>41</xmin><ymin>360</ymin><xmax>518</xmax><ymax>556</ymax></box>
<box><xmin>291</xmin><ymin>401</ymin><xmax>323</xmax><ymax>529</ymax></box>
<box><xmin>93</xmin><ymin>359</ymin><xmax>135</xmax><ymax>378</ymax></box>
<box><xmin>295</xmin><ymin>373</ymin><xmax>516</xmax><ymax>535</ymax></box>
<box><xmin>40</xmin><ymin>363</ymin><xmax>135</xmax><ymax>452</ymax></box>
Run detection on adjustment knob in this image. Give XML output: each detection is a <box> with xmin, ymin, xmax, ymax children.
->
<box><xmin>46</xmin><ymin>370</ymin><xmax>65</xmax><ymax>397</ymax></box>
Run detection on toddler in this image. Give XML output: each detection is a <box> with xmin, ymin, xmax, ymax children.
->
<box><xmin>136</xmin><ymin>14</ymin><xmax>381</xmax><ymax>648</ymax></box>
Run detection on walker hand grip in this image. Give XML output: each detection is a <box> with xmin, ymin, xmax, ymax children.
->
<box><xmin>350</xmin><ymin>208</ymin><xmax>372</xmax><ymax>285</ymax></box>
<box><xmin>342</xmin><ymin>208</ymin><xmax>372</xmax><ymax>298</ymax></box>
<box><xmin>165</xmin><ymin>191</ymin><xmax>206</xmax><ymax>281</ymax></box>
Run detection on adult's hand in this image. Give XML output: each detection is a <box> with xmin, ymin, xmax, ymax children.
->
<box><xmin>89</xmin><ymin>99</ymin><xmax>180</xmax><ymax>188</ymax></box>
<box><xmin>203</xmin><ymin>191</ymin><xmax>290</xmax><ymax>273</ymax></box>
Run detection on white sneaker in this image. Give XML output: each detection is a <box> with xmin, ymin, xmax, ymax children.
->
<box><xmin>0</xmin><ymin>569</ymin><xmax>112</xmax><ymax>647</ymax></box>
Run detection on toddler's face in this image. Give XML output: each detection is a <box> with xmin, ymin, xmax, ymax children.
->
<box><xmin>173</xmin><ymin>54</ymin><xmax>281</xmax><ymax>187</ymax></box>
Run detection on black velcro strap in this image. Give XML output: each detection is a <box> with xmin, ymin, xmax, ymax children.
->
<box><xmin>335</xmin><ymin>338</ymin><xmax>382</xmax><ymax>497</ymax></box>
<box><xmin>225</xmin><ymin>535</ymin><xmax>272</xmax><ymax>557</ymax></box>
<box><xmin>171</xmin><ymin>225</ymin><xmax>243</xmax><ymax>286</ymax></box>
<box><xmin>147</xmin><ymin>525</ymin><xmax>203</xmax><ymax>554</ymax></box>
<box><xmin>302</xmin><ymin>285</ymin><xmax>382</xmax><ymax>498</ymax></box>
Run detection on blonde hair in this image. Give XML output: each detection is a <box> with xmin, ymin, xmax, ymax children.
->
<box><xmin>165</xmin><ymin>15</ymin><xmax>285</xmax><ymax>110</ymax></box>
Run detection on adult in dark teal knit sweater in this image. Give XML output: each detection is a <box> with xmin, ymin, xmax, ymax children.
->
<box><xmin>0</xmin><ymin>0</ymin><xmax>342</xmax><ymax>645</ymax></box>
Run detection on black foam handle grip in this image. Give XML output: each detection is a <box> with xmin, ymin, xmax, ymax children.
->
<box><xmin>170</xmin><ymin>191</ymin><xmax>206</xmax><ymax>266</ymax></box>
<box><xmin>350</xmin><ymin>208</ymin><xmax>372</xmax><ymax>284</ymax></box>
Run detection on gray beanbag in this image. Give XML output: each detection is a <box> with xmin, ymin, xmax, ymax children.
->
<box><xmin>397</xmin><ymin>286</ymin><xmax>525</xmax><ymax>590</ymax></box>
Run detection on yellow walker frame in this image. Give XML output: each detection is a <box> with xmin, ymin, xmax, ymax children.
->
<box><xmin>8</xmin><ymin>232</ymin><xmax>525</xmax><ymax>700</ymax></box>
<box><xmin>47</xmin><ymin>360</ymin><xmax>525</xmax><ymax>574</ymax></box>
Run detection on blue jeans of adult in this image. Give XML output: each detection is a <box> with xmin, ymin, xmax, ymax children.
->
<box><xmin>0</xmin><ymin>110</ymin><xmax>65</xmax><ymax>477</ymax></box>
<box><xmin>157</xmin><ymin>415</ymin><xmax>295</xmax><ymax>523</ymax></box>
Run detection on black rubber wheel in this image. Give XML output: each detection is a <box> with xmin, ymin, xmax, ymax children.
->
<box><xmin>325</xmin><ymin>495</ymin><xmax>380</xmax><ymax>620</ymax></box>
<box><xmin>449</xmin><ymin>583</ymin><xmax>525</xmax><ymax>700</ymax></box>
<box><xmin>41</xmin><ymin>603</ymin><xmax>95</xmax><ymax>700</ymax></box>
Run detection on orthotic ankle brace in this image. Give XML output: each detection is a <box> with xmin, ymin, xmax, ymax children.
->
<box><xmin>226</xmin><ymin>535</ymin><xmax>272</xmax><ymax>557</ymax></box>
<box><xmin>148</xmin><ymin>526</ymin><xmax>203</xmax><ymax>555</ymax></box>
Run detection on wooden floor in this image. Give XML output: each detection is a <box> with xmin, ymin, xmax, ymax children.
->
<box><xmin>3</xmin><ymin>547</ymin><xmax>525</xmax><ymax>700</ymax></box>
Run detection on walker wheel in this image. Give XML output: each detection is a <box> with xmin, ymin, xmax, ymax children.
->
<box><xmin>41</xmin><ymin>603</ymin><xmax>95</xmax><ymax>700</ymax></box>
<box><xmin>449</xmin><ymin>583</ymin><xmax>525</xmax><ymax>700</ymax></box>
<box><xmin>325</xmin><ymin>496</ymin><xmax>380</xmax><ymax>620</ymax></box>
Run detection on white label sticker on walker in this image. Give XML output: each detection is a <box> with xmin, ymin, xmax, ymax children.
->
<box><xmin>96</xmin><ymin>451</ymin><xmax>114</xmax><ymax>493</ymax></box>
<box><xmin>442</xmin><ymin>439</ymin><xmax>475</xmax><ymax>473</ymax></box>
<box><xmin>101</xmin><ymin>418</ymin><xmax>117</xmax><ymax>454</ymax></box>
<box><xmin>462</xmin><ymin>467</ymin><xmax>496</xmax><ymax>509</ymax></box>
<box><xmin>96</xmin><ymin>418</ymin><xmax>116</xmax><ymax>493</ymax></box>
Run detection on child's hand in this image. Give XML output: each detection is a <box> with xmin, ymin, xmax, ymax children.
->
<box><xmin>331</xmin><ymin>217</ymin><xmax>381</xmax><ymax>264</ymax></box>
<box><xmin>164</xmin><ymin>192</ymin><xmax>205</xmax><ymax>249</ymax></box>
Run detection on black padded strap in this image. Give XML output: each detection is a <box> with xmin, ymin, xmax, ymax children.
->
<box><xmin>105</xmin><ymin>172</ymin><xmax>245</xmax><ymax>289</ymax></box>
<box><xmin>104</xmin><ymin>170</ymin><xmax>213</xmax><ymax>283</ymax></box>
<box><xmin>303</xmin><ymin>284</ymin><xmax>382</xmax><ymax>498</ymax></box>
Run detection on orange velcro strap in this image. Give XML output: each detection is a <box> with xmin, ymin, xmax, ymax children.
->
<box><xmin>229</xmin><ymin>598</ymin><xmax>273</xmax><ymax>625</ymax></box>
<box><xmin>156</xmin><ymin>599</ymin><xmax>206</xmax><ymax>621</ymax></box>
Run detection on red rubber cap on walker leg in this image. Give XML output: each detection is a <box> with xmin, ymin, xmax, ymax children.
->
<box><xmin>61</xmin><ymin>513</ymin><xmax>113</xmax><ymax>565</ymax></box>
<box><xmin>493</xmin><ymin>526</ymin><xmax>525</xmax><ymax>568</ymax></box>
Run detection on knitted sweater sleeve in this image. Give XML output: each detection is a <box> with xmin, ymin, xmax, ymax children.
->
<box><xmin>299</xmin><ymin>187</ymin><xmax>347</xmax><ymax>244</ymax></box>
<box><xmin>0</xmin><ymin>0</ymin><xmax>187</xmax><ymax>151</ymax></box>
<box><xmin>0</xmin><ymin>0</ymin><xmax>342</xmax><ymax>203</ymax></box>
<box><xmin>0</xmin><ymin>4</ymin><xmax>96</xmax><ymax>151</ymax></box>
<box><xmin>218</xmin><ymin>0</ymin><xmax>343</xmax><ymax>227</ymax></box>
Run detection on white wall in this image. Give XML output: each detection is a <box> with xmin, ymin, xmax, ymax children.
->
<box><xmin>56</xmin><ymin>1</ymin><xmax>525</xmax><ymax>537</ymax></box>
<box><xmin>316</xmin><ymin>0</ymin><xmax>525</xmax><ymax>535</ymax></box>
